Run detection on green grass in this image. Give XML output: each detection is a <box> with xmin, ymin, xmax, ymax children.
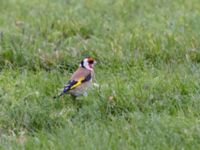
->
<box><xmin>0</xmin><ymin>0</ymin><xmax>200</xmax><ymax>149</ymax></box>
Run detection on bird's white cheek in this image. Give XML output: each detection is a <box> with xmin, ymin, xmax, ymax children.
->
<box><xmin>85</xmin><ymin>64</ymin><xmax>93</xmax><ymax>71</ymax></box>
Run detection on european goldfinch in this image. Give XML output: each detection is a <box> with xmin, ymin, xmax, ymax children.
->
<box><xmin>57</xmin><ymin>57</ymin><xmax>96</xmax><ymax>97</ymax></box>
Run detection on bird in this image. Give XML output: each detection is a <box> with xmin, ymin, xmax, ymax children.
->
<box><xmin>56</xmin><ymin>57</ymin><xmax>97</xmax><ymax>98</ymax></box>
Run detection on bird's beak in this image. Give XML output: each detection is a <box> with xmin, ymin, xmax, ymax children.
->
<box><xmin>94</xmin><ymin>61</ymin><xmax>97</xmax><ymax>65</ymax></box>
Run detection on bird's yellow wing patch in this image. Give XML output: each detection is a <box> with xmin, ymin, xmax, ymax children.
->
<box><xmin>70</xmin><ymin>77</ymin><xmax>84</xmax><ymax>89</ymax></box>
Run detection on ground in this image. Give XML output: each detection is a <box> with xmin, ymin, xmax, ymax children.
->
<box><xmin>0</xmin><ymin>0</ymin><xmax>200</xmax><ymax>149</ymax></box>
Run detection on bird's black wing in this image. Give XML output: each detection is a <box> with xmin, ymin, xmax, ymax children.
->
<box><xmin>58</xmin><ymin>73</ymin><xmax>92</xmax><ymax>97</ymax></box>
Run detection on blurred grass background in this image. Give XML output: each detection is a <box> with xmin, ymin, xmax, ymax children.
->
<box><xmin>0</xmin><ymin>0</ymin><xmax>200</xmax><ymax>149</ymax></box>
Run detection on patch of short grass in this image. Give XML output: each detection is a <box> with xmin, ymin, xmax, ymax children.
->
<box><xmin>0</xmin><ymin>0</ymin><xmax>200</xmax><ymax>149</ymax></box>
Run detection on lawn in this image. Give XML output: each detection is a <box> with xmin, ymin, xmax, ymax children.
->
<box><xmin>0</xmin><ymin>0</ymin><xmax>200</xmax><ymax>149</ymax></box>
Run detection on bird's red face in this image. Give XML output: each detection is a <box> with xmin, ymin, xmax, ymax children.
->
<box><xmin>80</xmin><ymin>57</ymin><xmax>97</xmax><ymax>71</ymax></box>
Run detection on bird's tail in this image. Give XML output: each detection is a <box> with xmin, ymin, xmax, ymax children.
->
<box><xmin>53</xmin><ymin>95</ymin><xmax>59</xmax><ymax>99</ymax></box>
<box><xmin>53</xmin><ymin>92</ymin><xmax>64</xmax><ymax>99</ymax></box>
<box><xmin>53</xmin><ymin>86</ymin><xmax>69</xmax><ymax>99</ymax></box>
<box><xmin>53</xmin><ymin>84</ymin><xmax>71</xmax><ymax>99</ymax></box>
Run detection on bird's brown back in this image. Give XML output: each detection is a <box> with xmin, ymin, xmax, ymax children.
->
<box><xmin>70</xmin><ymin>67</ymin><xmax>92</xmax><ymax>81</ymax></box>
